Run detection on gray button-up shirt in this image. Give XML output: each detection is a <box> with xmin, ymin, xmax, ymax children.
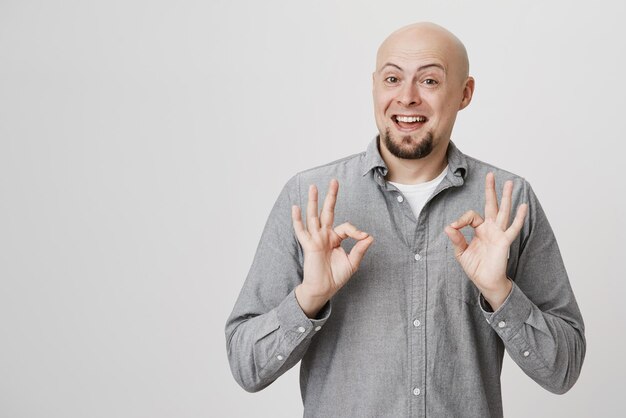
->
<box><xmin>225</xmin><ymin>138</ymin><xmax>586</xmax><ymax>417</ymax></box>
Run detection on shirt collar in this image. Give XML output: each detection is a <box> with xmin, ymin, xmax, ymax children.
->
<box><xmin>361</xmin><ymin>136</ymin><xmax>469</xmax><ymax>183</ymax></box>
<box><xmin>361</xmin><ymin>136</ymin><xmax>389</xmax><ymax>176</ymax></box>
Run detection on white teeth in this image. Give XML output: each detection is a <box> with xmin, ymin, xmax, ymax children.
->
<box><xmin>396</xmin><ymin>116</ymin><xmax>426</xmax><ymax>123</ymax></box>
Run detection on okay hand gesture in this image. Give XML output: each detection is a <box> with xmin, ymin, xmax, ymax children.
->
<box><xmin>444</xmin><ymin>173</ymin><xmax>528</xmax><ymax>309</ymax></box>
<box><xmin>292</xmin><ymin>179</ymin><xmax>374</xmax><ymax>318</ymax></box>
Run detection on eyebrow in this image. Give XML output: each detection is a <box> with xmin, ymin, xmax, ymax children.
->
<box><xmin>379</xmin><ymin>62</ymin><xmax>445</xmax><ymax>73</ymax></box>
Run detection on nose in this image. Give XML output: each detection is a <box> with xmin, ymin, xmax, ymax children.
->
<box><xmin>397</xmin><ymin>81</ymin><xmax>421</xmax><ymax>107</ymax></box>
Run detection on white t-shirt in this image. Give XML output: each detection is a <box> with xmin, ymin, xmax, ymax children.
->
<box><xmin>388</xmin><ymin>166</ymin><xmax>449</xmax><ymax>220</ymax></box>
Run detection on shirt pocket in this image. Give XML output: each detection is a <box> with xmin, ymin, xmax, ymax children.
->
<box><xmin>445</xmin><ymin>232</ymin><xmax>480</xmax><ymax>305</ymax></box>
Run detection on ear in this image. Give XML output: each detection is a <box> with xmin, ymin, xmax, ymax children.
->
<box><xmin>459</xmin><ymin>76</ymin><xmax>475</xmax><ymax>110</ymax></box>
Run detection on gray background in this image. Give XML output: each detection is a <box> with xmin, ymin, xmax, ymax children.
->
<box><xmin>1</xmin><ymin>0</ymin><xmax>624</xmax><ymax>417</ymax></box>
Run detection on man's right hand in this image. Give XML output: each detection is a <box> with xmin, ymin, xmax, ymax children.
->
<box><xmin>291</xmin><ymin>179</ymin><xmax>374</xmax><ymax>318</ymax></box>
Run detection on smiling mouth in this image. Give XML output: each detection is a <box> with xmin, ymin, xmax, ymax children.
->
<box><xmin>392</xmin><ymin>115</ymin><xmax>428</xmax><ymax>131</ymax></box>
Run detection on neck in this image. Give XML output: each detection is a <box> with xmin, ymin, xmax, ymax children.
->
<box><xmin>379</xmin><ymin>137</ymin><xmax>449</xmax><ymax>184</ymax></box>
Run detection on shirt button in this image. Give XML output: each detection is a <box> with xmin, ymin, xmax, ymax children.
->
<box><xmin>414</xmin><ymin>253</ymin><xmax>421</xmax><ymax>261</ymax></box>
<box><xmin>498</xmin><ymin>321</ymin><xmax>506</xmax><ymax>328</ymax></box>
<box><xmin>298</xmin><ymin>326</ymin><xmax>306</xmax><ymax>333</ymax></box>
<box><xmin>276</xmin><ymin>355</ymin><xmax>284</xmax><ymax>361</ymax></box>
<box><xmin>397</xmin><ymin>195</ymin><xmax>404</xmax><ymax>203</ymax></box>
<box><xmin>413</xmin><ymin>387</ymin><xmax>421</xmax><ymax>396</ymax></box>
<box><xmin>314</xmin><ymin>326</ymin><xmax>322</xmax><ymax>331</ymax></box>
<box><xmin>523</xmin><ymin>350</ymin><xmax>530</xmax><ymax>357</ymax></box>
<box><xmin>413</xmin><ymin>319</ymin><xmax>421</xmax><ymax>327</ymax></box>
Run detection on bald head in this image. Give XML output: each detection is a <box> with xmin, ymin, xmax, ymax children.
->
<box><xmin>376</xmin><ymin>22</ymin><xmax>469</xmax><ymax>83</ymax></box>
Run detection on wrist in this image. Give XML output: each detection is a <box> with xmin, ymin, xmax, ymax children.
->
<box><xmin>480</xmin><ymin>277</ymin><xmax>512</xmax><ymax>311</ymax></box>
<box><xmin>295</xmin><ymin>284</ymin><xmax>331</xmax><ymax>319</ymax></box>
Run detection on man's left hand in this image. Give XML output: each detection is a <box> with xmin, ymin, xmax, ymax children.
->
<box><xmin>444</xmin><ymin>172</ymin><xmax>528</xmax><ymax>310</ymax></box>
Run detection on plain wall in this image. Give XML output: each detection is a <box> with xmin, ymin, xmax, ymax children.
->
<box><xmin>1</xmin><ymin>0</ymin><xmax>625</xmax><ymax>416</ymax></box>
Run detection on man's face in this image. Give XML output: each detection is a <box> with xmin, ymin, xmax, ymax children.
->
<box><xmin>372</xmin><ymin>30</ymin><xmax>472</xmax><ymax>160</ymax></box>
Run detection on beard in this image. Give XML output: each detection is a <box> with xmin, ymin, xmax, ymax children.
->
<box><xmin>382</xmin><ymin>128</ymin><xmax>435</xmax><ymax>160</ymax></box>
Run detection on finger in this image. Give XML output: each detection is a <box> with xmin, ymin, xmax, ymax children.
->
<box><xmin>496</xmin><ymin>180</ymin><xmax>513</xmax><ymax>229</ymax></box>
<box><xmin>444</xmin><ymin>226</ymin><xmax>468</xmax><ymax>258</ymax></box>
<box><xmin>306</xmin><ymin>184</ymin><xmax>320</xmax><ymax>231</ymax></box>
<box><xmin>347</xmin><ymin>235</ymin><xmax>374</xmax><ymax>270</ymax></box>
<box><xmin>450</xmin><ymin>210</ymin><xmax>484</xmax><ymax>230</ymax></box>
<box><xmin>504</xmin><ymin>203</ymin><xmax>528</xmax><ymax>242</ymax></box>
<box><xmin>320</xmin><ymin>179</ymin><xmax>338</xmax><ymax>228</ymax></box>
<box><xmin>291</xmin><ymin>205</ymin><xmax>309</xmax><ymax>242</ymax></box>
<box><xmin>484</xmin><ymin>172</ymin><xmax>498</xmax><ymax>221</ymax></box>
<box><xmin>334</xmin><ymin>222</ymin><xmax>369</xmax><ymax>241</ymax></box>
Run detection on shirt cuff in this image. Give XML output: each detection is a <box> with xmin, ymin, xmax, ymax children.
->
<box><xmin>478</xmin><ymin>280</ymin><xmax>533</xmax><ymax>342</ymax></box>
<box><xmin>276</xmin><ymin>289</ymin><xmax>331</xmax><ymax>343</ymax></box>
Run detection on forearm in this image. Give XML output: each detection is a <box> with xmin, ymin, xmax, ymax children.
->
<box><xmin>480</xmin><ymin>281</ymin><xmax>586</xmax><ymax>394</ymax></box>
<box><xmin>226</xmin><ymin>290</ymin><xmax>330</xmax><ymax>392</ymax></box>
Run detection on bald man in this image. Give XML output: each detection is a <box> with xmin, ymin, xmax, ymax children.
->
<box><xmin>226</xmin><ymin>23</ymin><xmax>585</xmax><ymax>417</ymax></box>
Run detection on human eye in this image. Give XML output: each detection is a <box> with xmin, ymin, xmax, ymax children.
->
<box><xmin>384</xmin><ymin>76</ymin><xmax>399</xmax><ymax>84</ymax></box>
<box><xmin>422</xmin><ymin>78</ymin><xmax>439</xmax><ymax>86</ymax></box>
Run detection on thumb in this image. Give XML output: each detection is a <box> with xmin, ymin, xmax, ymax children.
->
<box><xmin>444</xmin><ymin>226</ymin><xmax>468</xmax><ymax>258</ymax></box>
<box><xmin>347</xmin><ymin>235</ymin><xmax>374</xmax><ymax>270</ymax></box>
